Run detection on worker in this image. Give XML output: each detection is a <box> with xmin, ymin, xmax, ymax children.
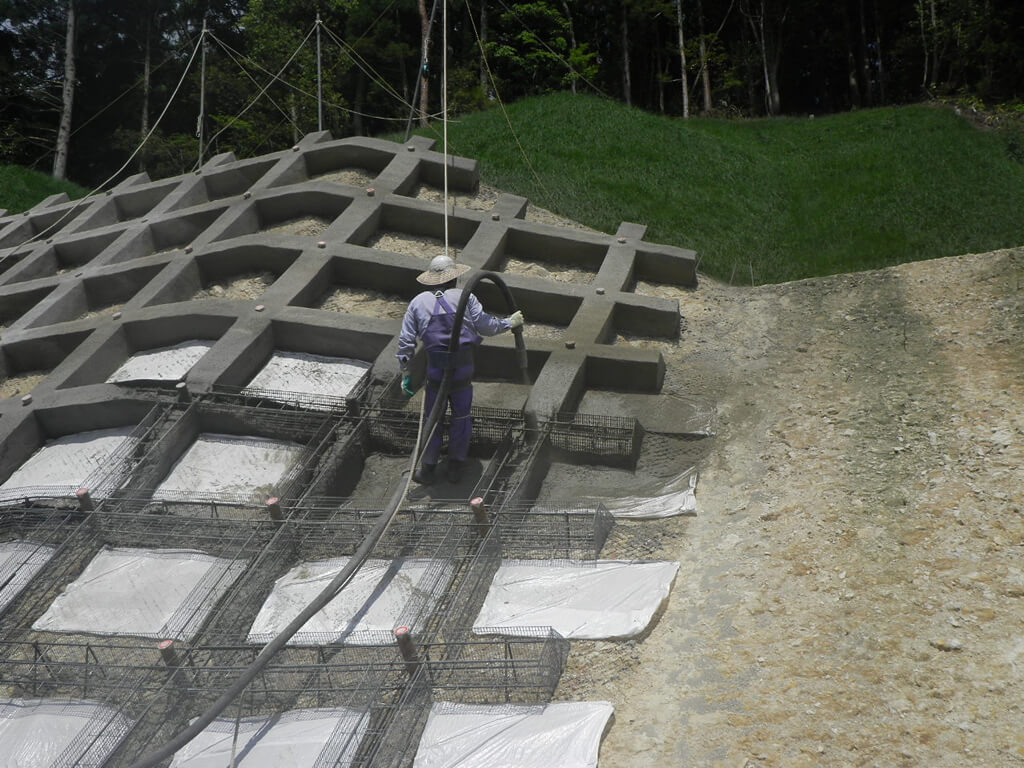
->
<box><xmin>397</xmin><ymin>254</ymin><xmax>524</xmax><ymax>484</ymax></box>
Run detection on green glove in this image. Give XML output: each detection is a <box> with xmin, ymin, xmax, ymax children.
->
<box><xmin>401</xmin><ymin>375</ymin><xmax>416</xmax><ymax>398</ymax></box>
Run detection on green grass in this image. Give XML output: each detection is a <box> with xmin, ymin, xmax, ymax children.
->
<box><xmin>0</xmin><ymin>165</ymin><xmax>88</xmax><ymax>216</ymax></box>
<box><xmin>405</xmin><ymin>93</ymin><xmax>1024</xmax><ymax>284</ymax></box>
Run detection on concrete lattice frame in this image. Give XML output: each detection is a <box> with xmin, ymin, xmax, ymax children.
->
<box><xmin>0</xmin><ymin>131</ymin><xmax>696</xmax><ymax>484</ymax></box>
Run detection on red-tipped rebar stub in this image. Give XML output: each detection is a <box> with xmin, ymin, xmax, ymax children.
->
<box><xmin>76</xmin><ymin>488</ymin><xmax>94</xmax><ymax>511</ymax></box>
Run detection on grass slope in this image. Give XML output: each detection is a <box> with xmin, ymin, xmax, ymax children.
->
<box><xmin>0</xmin><ymin>165</ymin><xmax>88</xmax><ymax>216</ymax></box>
<box><xmin>413</xmin><ymin>93</ymin><xmax>1024</xmax><ymax>284</ymax></box>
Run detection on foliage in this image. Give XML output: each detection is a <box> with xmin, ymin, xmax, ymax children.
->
<box><xmin>0</xmin><ymin>164</ymin><xmax>88</xmax><ymax>214</ymax></box>
<box><xmin>408</xmin><ymin>92</ymin><xmax>1024</xmax><ymax>284</ymax></box>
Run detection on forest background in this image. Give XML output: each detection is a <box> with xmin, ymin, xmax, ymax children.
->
<box><xmin>2</xmin><ymin>0</ymin><xmax>1023</xmax><ymax>189</ymax></box>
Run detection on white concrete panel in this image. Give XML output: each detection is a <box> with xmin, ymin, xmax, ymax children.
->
<box><xmin>474</xmin><ymin>559</ymin><xmax>679</xmax><ymax>640</ymax></box>
<box><xmin>248</xmin><ymin>557</ymin><xmax>454</xmax><ymax>645</ymax></box>
<box><xmin>106</xmin><ymin>341</ymin><xmax>214</xmax><ymax>383</ymax></box>
<box><xmin>152</xmin><ymin>433</ymin><xmax>304</xmax><ymax>501</ymax></box>
<box><xmin>0</xmin><ymin>541</ymin><xmax>56</xmax><ymax>613</ymax></box>
<box><xmin>414</xmin><ymin>702</ymin><xmax>614</xmax><ymax>768</ymax></box>
<box><xmin>33</xmin><ymin>546</ymin><xmax>247</xmax><ymax>640</ymax></box>
<box><xmin>169</xmin><ymin>708</ymin><xmax>368</xmax><ymax>768</ymax></box>
<box><xmin>0</xmin><ymin>698</ymin><xmax>133</xmax><ymax>768</ymax></box>
<box><xmin>0</xmin><ymin>427</ymin><xmax>136</xmax><ymax>504</ymax></box>
<box><xmin>243</xmin><ymin>351</ymin><xmax>371</xmax><ymax>406</ymax></box>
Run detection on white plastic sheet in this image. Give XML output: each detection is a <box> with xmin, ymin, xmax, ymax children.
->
<box><xmin>474</xmin><ymin>559</ymin><xmax>679</xmax><ymax>640</ymax></box>
<box><xmin>0</xmin><ymin>427</ymin><xmax>136</xmax><ymax>504</ymax></box>
<box><xmin>576</xmin><ymin>468</ymin><xmax>698</xmax><ymax>519</ymax></box>
<box><xmin>0</xmin><ymin>698</ymin><xmax>133</xmax><ymax>768</ymax></box>
<box><xmin>106</xmin><ymin>341</ymin><xmax>214</xmax><ymax>383</ymax></box>
<box><xmin>0</xmin><ymin>541</ymin><xmax>56</xmax><ymax>614</ymax></box>
<box><xmin>152</xmin><ymin>433</ymin><xmax>304</xmax><ymax>501</ymax></box>
<box><xmin>33</xmin><ymin>546</ymin><xmax>246</xmax><ymax>640</ymax></box>
<box><xmin>243</xmin><ymin>351</ymin><xmax>371</xmax><ymax>404</ymax></box>
<box><xmin>413</xmin><ymin>702</ymin><xmax>614</xmax><ymax>768</ymax></box>
<box><xmin>169</xmin><ymin>708</ymin><xmax>368</xmax><ymax>768</ymax></box>
<box><xmin>248</xmin><ymin>557</ymin><xmax>453</xmax><ymax>645</ymax></box>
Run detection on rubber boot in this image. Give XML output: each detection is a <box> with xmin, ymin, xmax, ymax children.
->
<box><xmin>414</xmin><ymin>463</ymin><xmax>437</xmax><ymax>485</ymax></box>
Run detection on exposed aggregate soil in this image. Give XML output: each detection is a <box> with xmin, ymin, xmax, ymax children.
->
<box><xmin>576</xmin><ymin>247</ymin><xmax>1023</xmax><ymax>768</ymax></box>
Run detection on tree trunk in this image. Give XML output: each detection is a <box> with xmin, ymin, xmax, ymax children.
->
<box><xmin>561</xmin><ymin>0</ymin><xmax>577</xmax><ymax>94</ymax></box>
<box><xmin>858</xmin><ymin>0</ymin><xmax>873</xmax><ymax>106</ymax></box>
<box><xmin>928</xmin><ymin>0</ymin><xmax>938</xmax><ymax>89</ymax></box>
<box><xmin>53</xmin><ymin>0</ymin><xmax>76</xmax><ymax>180</ymax></box>
<box><xmin>418</xmin><ymin>0</ymin><xmax>432</xmax><ymax>127</ymax></box>
<box><xmin>140</xmin><ymin>11</ymin><xmax>151</xmax><ymax>172</ymax></box>
<box><xmin>697</xmin><ymin>0</ymin><xmax>712</xmax><ymax>114</ymax></box>
<box><xmin>139</xmin><ymin>7</ymin><xmax>150</xmax><ymax>171</ymax></box>
<box><xmin>873</xmin><ymin>0</ymin><xmax>886</xmax><ymax>104</ymax></box>
<box><xmin>479</xmin><ymin>0</ymin><xmax>488</xmax><ymax>93</ymax></box>
<box><xmin>917</xmin><ymin>0</ymin><xmax>929</xmax><ymax>91</ymax></box>
<box><xmin>675</xmin><ymin>0</ymin><xmax>688</xmax><ymax>117</ymax></box>
<box><xmin>739</xmin><ymin>0</ymin><xmax>758</xmax><ymax>112</ymax></box>
<box><xmin>621</xmin><ymin>0</ymin><xmax>632</xmax><ymax>106</ymax></box>
<box><xmin>844</xmin><ymin>1</ymin><xmax>862</xmax><ymax>107</ymax></box>
<box><xmin>744</xmin><ymin>0</ymin><xmax>782</xmax><ymax>116</ymax></box>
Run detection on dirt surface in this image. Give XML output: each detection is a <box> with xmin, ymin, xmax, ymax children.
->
<box><xmin>78</xmin><ymin>302</ymin><xmax>125</xmax><ymax>321</ymax></box>
<box><xmin>567</xmin><ymin>247</ymin><xmax>1023</xmax><ymax>767</ymax></box>
<box><xmin>266</xmin><ymin>216</ymin><xmax>331</xmax><ymax>237</ymax></box>
<box><xmin>315</xmin><ymin>169</ymin><xmax>377</xmax><ymax>187</ymax></box>
<box><xmin>193</xmin><ymin>271</ymin><xmax>276</xmax><ymax>301</ymax></box>
<box><xmin>368</xmin><ymin>232</ymin><xmax>457</xmax><ymax>262</ymax></box>
<box><xmin>0</xmin><ymin>371</ymin><xmax>47</xmax><ymax>399</ymax></box>
<box><xmin>316</xmin><ymin>286</ymin><xmax>408</xmax><ymax>319</ymax></box>
<box><xmin>503</xmin><ymin>257</ymin><xmax>597</xmax><ymax>284</ymax></box>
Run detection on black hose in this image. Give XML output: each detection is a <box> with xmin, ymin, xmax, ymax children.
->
<box><xmin>125</xmin><ymin>271</ymin><xmax>528</xmax><ymax>767</ymax></box>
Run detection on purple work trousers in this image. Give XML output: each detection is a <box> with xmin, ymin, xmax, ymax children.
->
<box><xmin>422</xmin><ymin>363</ymin><xmax>473</xmax><ymax>465</ymax></box>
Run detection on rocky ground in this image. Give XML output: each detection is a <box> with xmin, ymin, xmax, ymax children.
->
<box><xmin>587</xmin><ymin>247</ymin><xmax>1023</xmax><ymax>767</ymax></box>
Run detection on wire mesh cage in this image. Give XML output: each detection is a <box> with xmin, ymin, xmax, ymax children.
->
<box><xmin>545</xmin><ymin>411</ymin><xmax>643</xmax><ymax>469</ymax></box>
<box><xmin>105</xmin><ymin>400</ymin><xmax>349</xmax><ymax>518</ymax></box>
<box><xmin>102</xmin><ymin>644</ymin><xmax>428</xmax><ymax>768</ymax></box>
<box><xmin>490</xmin><ymin>502</ymin><xmax>616</xmax><ymax>561</ymax></box>
<box><xmin>0</xmin><ymin>508</ymin><xmax>85</xmax><ymax>620</ymax></box>
<box><xmin>419</xmin><ymin>629</ymin><xmax>570</xmax><ymax>706</ymax></box>
<box><xmin>0</xmin><ymin>512</ymin><xmax>278</xmax><ymax>658</ymax></box>
<box><xmin>0</xmin><ymin>639</ymin><xmax>173</xmax><ymax>768</ymax></box>
<box><xmin>195</xmin><ymin>506</ymin><xmax>505</xmax><ymax>653</ymax></box>
<box><xmin>0</xmin><ymin>404</ymin><xmax>172</xmax><ymax>510</ymax></box>
<box><xmin>206</xmin><ymin>373</ymin><xmax>372</xmax><ymax>416</ymax></box>
<box><xmin>367</xmin><ymin>403</ymin><xmax>526</xmax><ymax>456</ymax></box>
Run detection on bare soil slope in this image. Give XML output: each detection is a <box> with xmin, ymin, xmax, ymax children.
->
<box><xmin>597</xmin><ymin>248</ymin><xmax>1023</xmax><ymax>767</ymax></box>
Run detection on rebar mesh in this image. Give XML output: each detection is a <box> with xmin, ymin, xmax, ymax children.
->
<box><xmin>0</xmin><ymin>513</ymin><xmax>277</xmax><ymax>653</ymax></box>
<box><xmin>0</xmin><ymin>404</ymin><xmax>171</xmax><ymax>510</ymax></box>
<box><xmin>421</xmin><ymin>629</ymin><xmax>570</xmax><ymax>705</ymax></box>
<box><xmin>546</xmin><ymin>411</ymin><xmax>642</xmax><ymax>468</ymax></box>
<box><xmin>367</xmin><ymin>404</ymin><xmax>525</xmax><ymax>456</ymax></box>
<box><xmin>107</xmin><ymin>401</ymin><xmax>347</xmax><ymax>517</ymax></box>
<box><xmin>196</xmin><ymin>508</ymin><xmax>504</xmax><ymax>650</ymax></box>
<box><xmin>206</xmin><ymin>376</ymin><xmax>371</xmax><ymax>415</ymax></box>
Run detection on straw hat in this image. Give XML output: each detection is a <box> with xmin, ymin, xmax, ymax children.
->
<box><xmin>416</xmin><ymin>254</ymin><xmax>471</xmax><ymax>285</ymax></box>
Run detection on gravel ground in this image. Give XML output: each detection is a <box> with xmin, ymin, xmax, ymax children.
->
<box><xmin>577</xmin><ymin>247</ymin><xmax>1023</xmax><ymax>768</ymax></box>
<box><xmin>315</xmin><ymin>287</ymin><xmax>408</xmax><ymax>319</ymax></box>
<box><xmin>0</xmin><ymin>371</ymin><xmax>47</xmax><ymax>399</ymax></box>
<box><xmin>266</xmin><ymin>216</ymin><xmax>331</xmax><ymax>237</ymax></box>
<box><xmin>192</xmin><ymin>271</ymin><xmax>276</xmax><ymax>301</ymax></box>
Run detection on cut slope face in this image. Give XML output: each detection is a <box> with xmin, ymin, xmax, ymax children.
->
<box><xmin>0</xmin><ymin>132</ymin><xmax>708</xmax><ymax>767</ymax></box>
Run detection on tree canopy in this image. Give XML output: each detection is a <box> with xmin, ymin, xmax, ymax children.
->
<box><xmin>2</xmin><ymin>0</ymin><xmax>1022</xmax><ymax>186</ymax></box>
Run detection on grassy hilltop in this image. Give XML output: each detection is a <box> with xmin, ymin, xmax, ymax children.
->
<box><xmin>6</xmin><ymin>94</ymin><xmax>1024</xmax><ymax>285</ymax></box>
<box><xmin>413</xmin><ymin>93</ymin><xmax>1024</xmax><ymax>284</ymax></box>
<box><xmin>0</xmin><ymin>165</ymin><xmax>88</xmax><ymax>216</ymax></box>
